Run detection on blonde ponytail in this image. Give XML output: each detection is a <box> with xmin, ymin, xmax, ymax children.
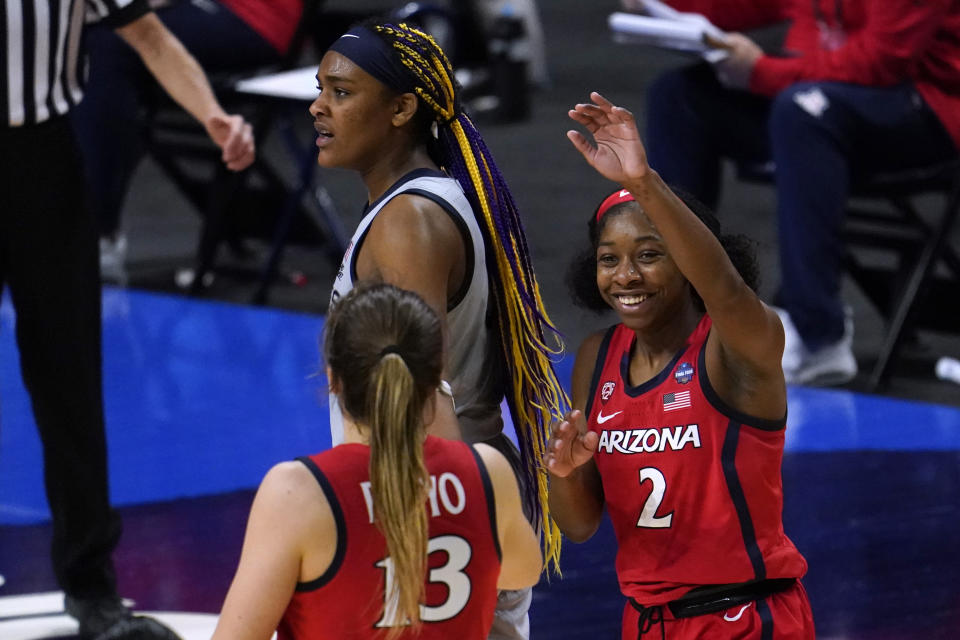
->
<box><xmin>367</xmin><ymin>353</ymin><xmax>430</xmax><ymax>633</ymax></box>
<box><xmin>325</xmin><ymin>285</ymin><xmax>443</xmax><ymax>634</ymax></box>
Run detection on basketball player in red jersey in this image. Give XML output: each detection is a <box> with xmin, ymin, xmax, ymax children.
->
<box><xmin>211</xmin><ymin>284</ymin><xmax>541</xmax><ymax>640</ymax></box>
<box><xmin>545</xmin><ymin>93</ymin><xmax>815</xmax><ymax>639</ymax></box>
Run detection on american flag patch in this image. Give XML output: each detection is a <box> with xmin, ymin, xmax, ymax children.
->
<box><xmin>662</xmin><ymin>390</ymin><xmax>691</xmax><ymax>412</ymax></box>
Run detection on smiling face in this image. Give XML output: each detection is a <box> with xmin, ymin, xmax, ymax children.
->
<box><xmin>308</xmin><ymin>51</ymin><xmax>403</xmax><ymax>171</ymax></box>
<box><xmin>595</xmin><ymin>204</ymin><xmax>693</xmax><ymax>332</ymax></box>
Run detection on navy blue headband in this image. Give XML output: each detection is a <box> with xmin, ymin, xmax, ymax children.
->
<box><xmin>327</xmin><ymin>26</ymin><xmax>413</xmax><ymax>94</ymax></box>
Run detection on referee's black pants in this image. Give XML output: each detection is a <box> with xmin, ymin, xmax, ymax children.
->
<box><xmin>0</xmin><ymin>116</ymin><xmax>121</xmax><ymax>599</ymax></box>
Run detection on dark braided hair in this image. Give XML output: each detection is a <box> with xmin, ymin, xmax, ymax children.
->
<box><xmin>367</xmin><ymin>19</ymin><xmax>568</xmax><ymax>570</ymax></box>
<box><xmin>566</xmin><ymin>186</ymin><xmax>760</xmax><ymax>312</ymax></box>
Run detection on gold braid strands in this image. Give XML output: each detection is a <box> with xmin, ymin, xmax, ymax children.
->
<box><xmin>431</xmin><ymin>57</ymin><xmax>455</xmax><ymax>109</ymax></box>
<box><xmin>398</xmin><ymin>22</ymin><xmax>455</xmax><ymax>71</ymax></box>
<box><xmin>384</xmin><ymin>38</ymin><xmax>454</xmax><ymax>123</ymax></box>
<box><xmin>375</xmin><ymin>18</ymin><xmax>569</xmax><ymax>570</ymax></box>
<box><xmin>390</xmin><ymin>24</ymin><xmax>456</xmax><ymax>114</ymax></box>
<box><xmin>451</xmin><ymin>119</ymin><xmax>567</xmax><ymax>571</ymax></box>
<box><xmin>395</xmin><ymin>44</ymin><xmax>436</xmax><ymax>91</ymax></box>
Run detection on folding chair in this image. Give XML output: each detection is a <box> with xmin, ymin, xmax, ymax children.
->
<box><xmin>228</xmin><ymin>65</ymin><xmax>350</xmax><ymax>304</ymax></box>
<box><xmin>841</xmin><ymin>159</ymin><xmax>960</xmax><ymax>389</ymax></box>
<box><xmin>206</xmin><ymin>1</ymin><xmax>471</xmax><ymax>304</ymax></box>
<box><xmin>139</xmin><ymin>0</ymin><xmax>348</xmax><ymax>303</ymax></box>
<box><xmin>738</xmin><ymin>157</ymin><xmax>960</xmax><ymax>390</ymax></box>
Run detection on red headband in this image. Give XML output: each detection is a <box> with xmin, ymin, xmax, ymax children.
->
<box><xmin>596</xmin><ymin>188</ymin><xmax>635</xmax><ymax>222</ymax></box>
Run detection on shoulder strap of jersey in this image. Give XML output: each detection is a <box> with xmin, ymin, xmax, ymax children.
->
<box><xmin>465</xmin><ymin>445</ymin><xmax>502</xmax><ymax>562</ymax></box>
<box><xmin>583</xmin><ymin>324</ymin><xmax>621</xmax><ymax>420</ymax></box>
<box><xmin>293</xmin><ymin>455</ymin><xmax>348</xmax><ymax>591</ymax></box>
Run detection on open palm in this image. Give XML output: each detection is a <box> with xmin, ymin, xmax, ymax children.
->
<box><xmin>566</xmin><ymin>92</ymin><xmax>650</xmax><ymax>186</ymax></box>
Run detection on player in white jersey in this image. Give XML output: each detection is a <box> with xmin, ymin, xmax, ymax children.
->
<box><xmin>309</xmin><ymin>19</ymin><xmax>568</xmax><ymax>639</ymax></box>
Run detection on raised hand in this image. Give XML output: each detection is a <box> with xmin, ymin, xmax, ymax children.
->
<box><xmin>545</xmin><ymin>410</ymin><xmax>599</xmax><ymax>478</ymax></box>
<box><xmin>566</xmin><ymin>92</ymin><xmax>650</xmax><ymax>186</ymax></box>
<box><xmin>205</xmin><ymin>113</ymin><xmax>255</xmax><ymax>171</ymax></box>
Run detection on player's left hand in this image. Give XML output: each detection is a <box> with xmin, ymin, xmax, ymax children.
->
<box><xmin>567</xmin><ymin>92</ymin><xmax>650</xmax><ymax>186</ymax></box>
<box><xmin>205</xmin><ymin>113</ymin><xmax>255</xmax><ymax>171</ymax></box>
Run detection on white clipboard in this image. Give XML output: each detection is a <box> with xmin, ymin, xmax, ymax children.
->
<box><xmin>609</xmin><ymin>1</ymin><xmax>729</xmax><ymax>63</ymax></box>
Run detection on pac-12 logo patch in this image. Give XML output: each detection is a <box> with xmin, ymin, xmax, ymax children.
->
<box><xmin>675</xmin><ymin>362</ymin><xmax>694</xmax><ymax>385</ymax></box>
<box><xmin>600</xmin><ymin>381</ymin><xmax>616</xmax><ymax>402</ymax></box>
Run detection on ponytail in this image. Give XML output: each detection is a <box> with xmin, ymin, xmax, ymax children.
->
<box><xmin>368</xmin><ymin>354</ymin><xmax>430</xmax><ymax>632</ymax></box>
<box><xmin>324</xmin><ymin>284</ymin><xmax>443</xmax><ymax>632</ymax></box>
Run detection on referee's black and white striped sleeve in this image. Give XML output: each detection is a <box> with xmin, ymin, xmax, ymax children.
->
<box><xmin>2</xmin><ymin>0</ymin><xmax>149</xmax><ymax>127</ymax></box>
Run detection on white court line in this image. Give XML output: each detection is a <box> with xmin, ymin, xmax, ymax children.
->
<box><xmin>0</xmin><ymin>591</ymin><xmax>134</xmax><ymax>619</ymax></box>
<box><xmin>0</xmin><ymin>591</ymin><xmax>65</xmax><ymax>618</ymax></box>
<box><xmin>0</xmin><ymin>592</ymin><xmax>277</xmax><ymax>640</ymax></box>
<box><xmin>0</xmin><ymin>613</ymin><xmax>77</xmax><ymax>639</ymax></box>
<box><xmin>0</xmin><ymin>612</ymin><xmax>223</xmax><ymax>640</ymax></box>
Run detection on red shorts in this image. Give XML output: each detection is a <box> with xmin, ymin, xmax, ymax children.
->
<box><xmin>620</xmin><ymin>581</ymin><xmax>815</xmax><ymax>640</ymax></box>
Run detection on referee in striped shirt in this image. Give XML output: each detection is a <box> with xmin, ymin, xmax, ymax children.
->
<box><xmin>1</xmin><ymin>1</ymin><xmax>254</xmax><ymax>638</ymax></box>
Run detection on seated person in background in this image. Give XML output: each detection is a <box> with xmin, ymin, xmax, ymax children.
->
<box><xmin>70</xmin><ymin>0</ymin><xmax>303</xmax><ymax>280</ymax></box>
<box><xmin>548</xmin><ymin>92</ymin><xmax>814</xmax><ymax>639</ymax></box>
<box><xmin>631</xmin><ymin>0</ymin><xmax>960</xmax><ymax>385</ymax></box>
<box><xmin>211</xmin><ymin>283</ymin><xmax>542</xmax><ymax>640</ymax></box>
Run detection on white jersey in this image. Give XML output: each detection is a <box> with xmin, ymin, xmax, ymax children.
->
<box><xmin>328</xmin><ymin>169</ymin><xmax>504</xmax><ymax>445</ymax></box>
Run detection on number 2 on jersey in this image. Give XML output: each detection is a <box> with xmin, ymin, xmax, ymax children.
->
<box><xmin>375</xmin><ymin>535</ymin><xmax>473</xmax><ymax>627</ymax></box>
<box><xmin>636</xmin><ymin>467</ymin><xmax>673</xmax><ymax>528</ymax></box>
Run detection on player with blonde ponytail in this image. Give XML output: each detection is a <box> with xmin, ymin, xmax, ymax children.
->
<box><xmin>212</xmin><ymin>283</ymin><xmax>541</xmax><ymax>639</ymax></box>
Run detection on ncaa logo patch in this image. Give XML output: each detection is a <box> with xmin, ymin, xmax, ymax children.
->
<box><xmin>601</xmin><ymin>381</ymin><xmax>616</xmax><ymax>402</ymax></box>
<box><xmin>675</xmin><ymin>362</ymin><xmax>694</xmax><ymax>385</ymax></box>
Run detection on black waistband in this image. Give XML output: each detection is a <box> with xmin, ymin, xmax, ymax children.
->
<box><xmin>668</xmin><ymin>577</ymin><xmax>796</xmax><ymax>619</ymax></box>
<box><xmin>628</xmin><ymin>577</ymin><xmax>797</xmax><ymax>639</ymax></box>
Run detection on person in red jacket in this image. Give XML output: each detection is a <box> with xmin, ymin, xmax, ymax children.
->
<box><xmin>547</xmin><ymin>92</ymin><xmax>815</xmax><ymax>639</ymax></box>
<box><xmin>632</xmin><ymin>0</ymin><xmax>960</xmax><ymax>386</ymax></box>
<box><xmin>211</xmin><ymin>283</ymin><xmax>542</xmax><ymax>640</ymax></box>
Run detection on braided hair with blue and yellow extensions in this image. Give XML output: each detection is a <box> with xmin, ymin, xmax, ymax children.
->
<box><xmin>368</xmin><ymin>20</ymin><xmax>569</xmax><ymax>571</ymax></box>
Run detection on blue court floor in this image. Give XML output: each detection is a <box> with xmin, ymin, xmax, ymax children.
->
<box><xmin>1</xmin><ymin>288</ymin><xmax>959</xmax><ymax>638</ymax></box>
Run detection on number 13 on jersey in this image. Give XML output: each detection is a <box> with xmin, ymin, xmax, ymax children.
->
<box><xmin>375</xmin><ymin>535</ymin><xmax>473</xmax><ymax>627</ymax></box>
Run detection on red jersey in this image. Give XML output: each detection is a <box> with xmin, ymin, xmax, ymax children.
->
<box><xmin>585</xmin><ymin>316</ymin><xmax>807</xmax><ymax>606</ymax></box>
<box><xmin>277</xmin><ymin>436</ymin><xmax>502</xmax><ymax>639</ymax></box>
